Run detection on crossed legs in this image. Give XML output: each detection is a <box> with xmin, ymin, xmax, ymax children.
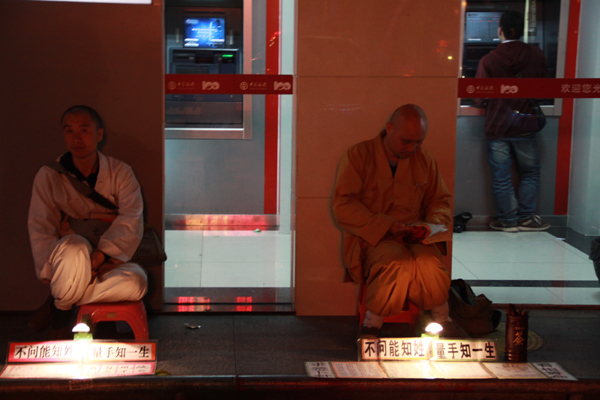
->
<box><xmin>49</xmin><ymin>234</ymin><xmax>148</xmax><ymax>311</ymax></box>
<box><xmin>362</xmin><ymin>239</ymin><xmax>451</xmax><ymax>328</ymax></box>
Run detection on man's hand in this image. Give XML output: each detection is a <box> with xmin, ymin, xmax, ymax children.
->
<box><xmin>388</xmin><ymin>221</ymin><xmax>407</xmax><ymax>236</ymax></box>
<box><xmin>91</xmin><ymin>250</ymin><xmax>106</xmax><ymax>272</ymax></box>
<box><xmin>95</xmin><ymin>258</ymin><xmax>125</xmax><ymax>282</ymax></box>
<box><xmin>388</xmin><ymin>222</ymin><xmax>430</xmax><ymax>244</ymax></box>
<box><xmin>90</xmin><ymin>251</ymin><xmax>124</xmax><ymax>282</ymax></box>
<box><xmin>58</xmin><ymin>215</ymin><xmax>75</xmax><ymax>237</ymax></box>
<box><xmin>400</xmin><ymin>226</ymin><xmax>430</xmax><ymax>244</ymax></box>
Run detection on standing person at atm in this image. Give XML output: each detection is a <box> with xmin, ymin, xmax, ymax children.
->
<box><xmin>476</xmin><ymin>10</ymin><xmax>549</xmax><ymax>232</ymax></box>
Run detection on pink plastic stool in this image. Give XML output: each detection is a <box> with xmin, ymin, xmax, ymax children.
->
<box><xmin>357</xmin><ymin>282</ymin><xmax>420</xmax><ymax>329</ymax></box>
<box><xmin>76</xmin><ymin>300</ymin><xmax>149</xmax><ymax>340</ymax></box>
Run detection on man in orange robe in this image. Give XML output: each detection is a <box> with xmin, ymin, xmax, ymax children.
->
<box><xmin>332</xmin><ymin>104</ymin><xmax>463</xmax><ymax>339</ymax></box>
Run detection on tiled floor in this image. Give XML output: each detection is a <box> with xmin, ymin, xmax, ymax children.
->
<box><xmin>165</xmin><ymin>229</ymin><xmax>293</xmax><ymax>289</ymax></box>
<box><xmin>453</xmin><ymin>231</ymin><xmax>600</xmax><ymax>306</ymax></box>
<box><xmin>165</xmin><ymin>229</ymin><xmax>600</xmax><ymax>307</ymax></box>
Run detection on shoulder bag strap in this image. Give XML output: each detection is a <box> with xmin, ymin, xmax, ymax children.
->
<box><xmin>45</xmin><ymin>161</ymin><xmax>117</xmax><ymax>211</ymax></box>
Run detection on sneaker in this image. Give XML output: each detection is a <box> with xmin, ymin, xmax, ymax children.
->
<box><xmin>358</xmin><ymin>326</ymin><xmax>380</xmax><ymax>340</ymax></box>
<box><xmin>489</xmin><ymin>220</ymin><xmax>518</xmax><ymax>232</ymax></box>
<box><xmin>518</xmin><ymin>215</ymin><xmax>550</xmax><ymax>231</ymax></box>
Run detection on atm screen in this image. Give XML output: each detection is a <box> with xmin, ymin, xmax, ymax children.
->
<box><xmin>184</xmin><ymin>17</ymin><xmax>225</xmax><ymax>48</ymax></box>
<box><xmin>465</xmin><ymin>12</ymin><xmax>502</xmax><ymax>44</ymax></box>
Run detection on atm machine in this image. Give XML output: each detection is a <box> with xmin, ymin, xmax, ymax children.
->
<box><xmin>462</xmin><ymin>0</ymin><xmax>561</xmax><ymax>79</ymax></box>
<box><xmin>460</xmin><ymin>0</ymin><xmax>562</xmax><ymax>108</ymax></box>
<box><xmin>165</xmin><ymin>3</ymin><xmax>245</xmax><ymax>131</ymax></box>
<box><xmin>455</xmin><ymin>0</ymin><xmax>568</xmax><ymax>223</ymax></box>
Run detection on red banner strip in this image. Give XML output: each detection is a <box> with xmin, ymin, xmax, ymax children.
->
<box><xmin>264</xmin><ymin>0</ymin><xmax>281</xmax><ymax>215</ymax></box>
<box><xmin>555</xmin><ymin>0</ymin><xmax>581</xmax><ymax>216</ymax></box>
<box><xmin>458</xmin><ymin>78</ymin><xmax>600</xmax><ymax>98</ymax></box>
<box><xmin>165</xmin><ymin>74</ymin><xmax>293</xmax><ymax>95</ymax></box>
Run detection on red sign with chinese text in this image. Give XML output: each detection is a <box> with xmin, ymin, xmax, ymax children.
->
<box><xmin>458</xmin><ymin>78</ymin><xmax>600</xmax><ymax>98</ymax></box>
<box><xmin>165</xmin><ymin>74</ymin><xmax>293</xmax><ymax>95</ymax></box>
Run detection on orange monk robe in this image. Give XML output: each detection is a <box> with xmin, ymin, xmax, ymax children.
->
<box><xmin>332</xmin><ymin>132</ymin><xmax>453</xmax><ymax>315</ymax></box>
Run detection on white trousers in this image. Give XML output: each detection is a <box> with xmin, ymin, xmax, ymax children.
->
<box><xmin>49</xmin><ymin>235</ymin><xmax>148</xmax><ymax>310</ymax></box>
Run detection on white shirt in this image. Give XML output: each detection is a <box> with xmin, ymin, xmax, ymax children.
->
<box><xmin>28</xmin><ymin>152</ymin><xmax>144</xmax><ymax>281</ymax></box>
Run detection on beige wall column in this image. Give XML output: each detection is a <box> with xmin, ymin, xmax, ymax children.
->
<box><xmin>294</xmin><ymin>0</ymin><xmax>462</xmax><ymax>315</ymax></box>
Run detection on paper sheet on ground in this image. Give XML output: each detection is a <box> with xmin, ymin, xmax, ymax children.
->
<box><xmin>482</xmin><ymin>362</ymin><xmax>547</xmax><ymax>379</ymax></box>
<box><xmin>431</xmin><ymin>361</ymin><xmax>494</xmax><ymax>379</ymax></box>
<box><xmin>532</xmin><ymin>362</ymin><xmax>577</xmax><ymax>381</ymax></box>
<box><xmin>331</xmin><ymin>362</ymin><xmax>387</xmax><ymax>379</ymax></box>
<box><xmin>381</xmin><ymin>361</ymin><xmax>439</xmax><ymax>379</ymax></box>
<box><xmin>305</xmin><ymin>362</ymin><xmax>336</xmax><ymax>378</ymax></box>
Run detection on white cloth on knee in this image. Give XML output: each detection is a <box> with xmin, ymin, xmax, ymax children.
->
<box><xmin>431</xmin><ymin>301</ymin><xmax>451</xmax><ymax>323</ymax></box>
<box><xmin>363</xmin><ymin>310</ymin><xmax>385</xmax><ymax>329</ymax></box>
<box><xmin>50</xmin><ymin>235</ymin><xmax>147</xmax><ymax>310</ymax></box>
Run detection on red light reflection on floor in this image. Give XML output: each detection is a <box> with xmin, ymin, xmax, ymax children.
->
<box><xmin>177</xmin><ymin>296</ymin><xmax>211</xmax><ymax>304</ymax></box>
<box><xmin>235</xmin><ymin>297</ymin><xmax>253</xmax><ymax>312</ymax></box>
<box><xmin>176</xmin><ymin>305</ymin><xmax>211</xmax><ymax>312</ymax></box>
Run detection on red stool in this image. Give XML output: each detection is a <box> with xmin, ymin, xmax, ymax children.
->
<box><xmin>76</xmin><ymin>300</ymin><xmax>149</xmax><ymax>340</ymax></box>
<box><xmin>357</xmin><ymin>282</ymin><xmax>421</xmax><ymax>329</ymax></box>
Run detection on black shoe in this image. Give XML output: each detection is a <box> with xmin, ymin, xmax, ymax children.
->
<box><xmin>46</xmin><ymin>324</ymin><xmax>74</xmax><ymax>341</ymax></box>
<box><xmin>489</xmin><ymin>220</ymin><xmax>518</xmax><ymax>233</ymax></box>
<box><xmin>518</xmin><ymin>215</ymin><xmax>550</xmax><ymax>231</ymax></box>
<box><xmin>453</xmin><ymin>212</ymin><xmax>472</xmax><ymax>233</ymax></box>
<box><xmin>28</xmin><ymin>295</ymin><xmax>54</xmax><ymax>333</ymax></box>
<box><xmin>358</xmin><ymin>326</ymin><xmax>380</xmax><ymax>340</ymax></box>
<box><xmin>45</xmin><ymin>306</ymin><xmax>76</xmax><ymax>341</ymax></box>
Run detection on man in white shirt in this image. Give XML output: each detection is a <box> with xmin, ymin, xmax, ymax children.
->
<box><xmin>28</xmin><ymin>105</ymin><xmax>148</xmax><ymax>338</ymax></box>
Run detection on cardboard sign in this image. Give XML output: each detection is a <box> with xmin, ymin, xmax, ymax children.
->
<box><xmin>359</xmin><ymin>337</ymin><xmax>497</xmax><ymax>362</ymax></box>
<box><xmin>2</xmin><ymin>340</ymin><xmax>157</xmax><ymax>379</ymax></box>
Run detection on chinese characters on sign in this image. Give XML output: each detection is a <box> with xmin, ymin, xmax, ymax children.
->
<box><xmin>8</xmin><ymin>341</ymin><xmax>156</xmax><ymax>363</ymax></box>
<box><xmin>8</xmin><ymin>342</ymin><xmax>83</xmax><ymax>363</ymax></box>
<box><xmin>88</xmin><ymin>343</ymin><xmax>155</xmax><ymax>361</ymax></box>
<box><xmin>165</xmin><ymin>74</ymin><xmax>294</xmax><ymax>95</ymax></box>
<box><xmin>2</xmin><ymin>341</ymin><xmax>157</xmax><ymax>379</ymax></box>
<box><xmin>361</xmin><ymin>338</ymin><xmax>430</xmax><ymax>361</ymax></box>
<box><xmin>360</xmin><ymin>338</ymin><xmax>497</xmax><ymax>361</ymax></box>
<box><xmin>431</xmin><ymin>340</ymin><xmax>497</xmax><ymax>361</ymax></box>
<box><xmin>458</xmin><ymin>78</ymin><xmax>600</xmax><ymax>98</ymax></box>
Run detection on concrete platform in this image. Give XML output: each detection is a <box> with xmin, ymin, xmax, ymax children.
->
<box><xmin>0</xmin><ymin>309</ymin><xmax>599</xmax><ymax>399</ymax></box>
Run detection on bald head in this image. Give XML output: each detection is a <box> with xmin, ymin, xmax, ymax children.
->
<box><xmin>383</xmin><ymin>104</ymin><xmax>428</xmax><ymax>161</ymax></box>
<box><xmin>388</xmin><ymin>104</ymin><xmax>428</xmax><ymax>132</ymax></box>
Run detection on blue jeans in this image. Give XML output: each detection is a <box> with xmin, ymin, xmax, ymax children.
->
<box><xmin>487</xmin><ymin>135</ymin><xmax>541</xmax><ymax>224</ymax></box>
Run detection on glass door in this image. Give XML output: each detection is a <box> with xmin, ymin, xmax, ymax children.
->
<box><xmin>163</xmin><ymin>0</ymin><xmax>295</xmax><ymax>312</ymax></box>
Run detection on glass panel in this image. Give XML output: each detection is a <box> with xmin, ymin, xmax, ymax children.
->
<box><xmin>163</xmin><ymin>0</ymin><xmax>295</xmax><ymax>312</ymax></box>
<box><xmin>164</xmin><ymin>0</ymin><xmax>253</xmax><ymax>138</ymax></box>
<box><xmin>455</xmin><ymin>0</ymin><xmax>600</xmax><ymax>307</ymax></box>
<box><xmin>461</xmin><ymin>0</ymin><xmax>563</xmax><ymax>108</ymax></box>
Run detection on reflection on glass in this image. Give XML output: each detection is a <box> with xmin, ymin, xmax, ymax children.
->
<box><xmin>165</xmin><ymin>2</ymin><xmax>246</xmax><ymax>132</ymax></box>
<box><xmin>462</xmin><ymin>0</ymin><xmax>561</xmax><ymax>107</ymax></box>
<box><xmin>165</xmin><ymin>94</ymin><xmax>243</xmax><ymax>128</ymax></box>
